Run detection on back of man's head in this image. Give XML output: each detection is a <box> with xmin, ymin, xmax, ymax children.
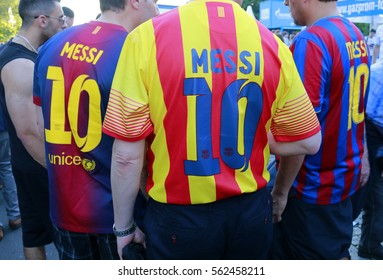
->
<box><xmin>19</xmin><ymin>0</ymin><xmax>61</xmax><ymax>26</ymax></box>
<box><xmin>100</xmin><ymin>0</ymin><xmax>126</xmax><ymax>13</ymax></box>
<box><xmin>62</xmin><ymin>6</ymin><xmax>74</xmax><ymax>19</ymax></box>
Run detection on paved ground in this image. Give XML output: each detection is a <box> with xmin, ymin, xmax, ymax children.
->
<box><xmin>0</xmin><ymin>186</ymin><xmax>368</xmax><ymax>260</ymax></box>
<box><xmin>350</xmin><ymin>214</ymin><xmax>365</xmax><ymax>260</ymax></box>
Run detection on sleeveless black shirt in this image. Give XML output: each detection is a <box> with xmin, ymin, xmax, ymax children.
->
<box><xmin>0</xmin><ymin>40</ymin><xmax>46</xmax><ymax>173</ymax></box>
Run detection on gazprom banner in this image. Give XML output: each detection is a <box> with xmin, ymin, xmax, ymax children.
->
<box><xmin>337</xmin><ymin>0</ymin><xmax>383</xmax><ymax>17</ymax></box>
<box><xmin>259</xmin><ymin>0</ymin><xmax>297</xmax><ymax>29</ymax></box>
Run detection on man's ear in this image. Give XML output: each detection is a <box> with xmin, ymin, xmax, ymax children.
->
<box><xmin>34</xmin><ymin>15</ymin><xmax>49</xmax><ymax>28</ymax></box>
<box><xmin>130</xmin><ymin>0</ymin><xmax>141</xmax><ymax>10</ymax></box>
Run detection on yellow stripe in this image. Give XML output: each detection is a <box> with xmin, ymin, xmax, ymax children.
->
<box><xmin>139</xmin><ymin>24</ymin><xmax>169</xmax><ymax>203</ymax></box>
<box><xmin>92</xmin><ymin>26</ymin><xmax>101</xmax><ymax>35</ymax></box>
<box><xmin>233</xmin><ymin>8</ymin><xmax>265</xmax><ymax>192</ymax></box>
<box><xmin>217</xmin><ymin>6</ymin><xmax>225</xmax><ymax>18</ymax></box>
<box><xmin>180</xmin><ymin>4</ymin><xmax>216</xmax><ymax>203</ymax></box>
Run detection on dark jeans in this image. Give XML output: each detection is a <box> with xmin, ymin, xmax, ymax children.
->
<box><xmin>144</xmin><ymin>188</ymin><xmax>273</xmax><ymax>260</ymax></box>
<box><xmin>271</xmin><ymin>196</ymin><xmax>353</xmax><ymax>260</ymax></box>
<box><xmin>359</xmin><ymin>119</ymin><xmax>383</xmax><ymax>251</ymax></box>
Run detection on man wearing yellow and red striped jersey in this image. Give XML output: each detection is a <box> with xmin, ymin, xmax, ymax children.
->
<box><xmin>103</xmin><ymin>0</ymin><xmax>321</xmax><ymax>260</ymax></box>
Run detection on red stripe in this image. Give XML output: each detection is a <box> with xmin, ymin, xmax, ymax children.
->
<box><xmin>146</xmin><ymin>134</ymin><xmax>155</xmax><ymax>194</ymax></box>
<box><xmin>313</xmin><ymin>27</ymin><xmax>343</xmax><ymax>204</ymax></box>
<box><xmin>256</xmin><ymin>23</ymin><xmax>281</xmax><ymax>189</ymax></box>
<box><xmin>302</xmin><ymin>41</ymin><xmax>323</xmax><ymax>108</ymax></box>
<box><xmin>206</xmin><ymin>2</ymin><xmax>241</xmax><ymax>199</ymax></box>
<box><xmin>153</xmin><ymin>12</ymin><xmax>191</xmax><ymax>204</ymax></box>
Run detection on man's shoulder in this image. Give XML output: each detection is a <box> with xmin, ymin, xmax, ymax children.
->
<box><xmin>2</xmin><ymin>55</ymin><xmax>34</xmax><ymax>72</ymax></box>
<box><xmin>0</xmin><ymin>43</ymin><xmax>35</xmax><ymax>69</ymax></box>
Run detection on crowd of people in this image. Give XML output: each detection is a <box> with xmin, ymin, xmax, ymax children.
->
<box><xmin>272</xmin><ymin>29</ymin><xmax>297</xmax><ymax>46</ymax></box>
<box><xmin>0</xmin><ymin>0</ymin><xmax>382</xmax><ymax>260</ymax></box>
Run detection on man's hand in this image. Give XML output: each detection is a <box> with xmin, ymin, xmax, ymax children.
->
<box><xmin>117</xmin><ymin>227</ymin><xmax>146</xmax><ymax>260</ymax></box>
<box><xmin>271</xmin><ymin>189</ymin><xmax>288</xmax><ymax>223</ymax></box>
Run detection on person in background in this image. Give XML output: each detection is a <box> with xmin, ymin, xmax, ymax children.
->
<box><xmin>103</xmin><ymin>0</ymin><xmax>321</xmax><ymax>260</ymax></box>
<box><xmin>282</xmin><ymin>31</ymin><xmax>290</xmax><ymax>46</ymax></box>
<box><xmin>0</xmin><ymin>0</ymin><xmax>66</xmax><ymax>259</ymax></box>
<box><xmin>33</xmin><ymin>0</ymin><xmax>159</xmax><ymax>260</ymax></box>
<box><xmin>275</xmin><ymin>32</ymin><xmax>285</xmax><ymax>43</ymax></box>
<box><xmin>366</xmin><ymin>28</ymin><xmax>376</xmax><ymax>61</ymax></box>
<box><xmin>0</xmin><ymin>103</ymin><xmax>21</xmax><ymax>241</ymax></box>
<box><xmin>358</xmin><ymin>59</ymin><xmax>383</xmax><ymax>260</ymax></box>
<box><xmin>272</xmin><ymin>0</ymin><xmax>370</xmax><ymax>260</ymax></box>
<box><xmin>372</xmin><ymin>25</ymin><xmax>383</xmax><ymax>64</ymax></box>
<box><xmin>62</xmin><ymin>6</ymin><xmax>74</xmax><ymax>27</ymax></box>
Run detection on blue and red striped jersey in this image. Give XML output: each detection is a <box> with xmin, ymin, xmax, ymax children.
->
<box><xmin>33</xmin><ymin>21</ymin><xmax>128</xmax><ymax>233</ymax></box>
<box><xmin>290</xmin><ymin>16</ymin><xmax>370</xmax><ymax>205</ymax></box>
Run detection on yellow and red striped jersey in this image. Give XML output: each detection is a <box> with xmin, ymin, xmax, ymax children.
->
<box><xmin>103</xmin><ymin>0</ymin><xmax>320</xmax><ymax>204</ymax></box>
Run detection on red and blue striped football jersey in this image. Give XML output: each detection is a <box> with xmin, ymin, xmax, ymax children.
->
<box><xmin>33</xmin><ymin>21</ymin><xmax>128</xmax><ymax>233</ymax></box>
<box><xmin>290</xmin><ymin>16</ymin><xmax>370</xmax><ymax>205</ymax></box>
<box><xmin>103</xmin><ymin>0</ymin><xmax>320</xmax><ymax>204</ymax></box>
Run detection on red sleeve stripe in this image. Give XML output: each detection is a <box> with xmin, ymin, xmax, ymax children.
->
<box><xmin>271</xmin><ymin>94</ymin><xmax>319</xmax><ymax>139</ymax></box>
<box><xmin>103</xmin><ymin>89</ymin><xmax>151</xmax><ymax>139</ymax></box>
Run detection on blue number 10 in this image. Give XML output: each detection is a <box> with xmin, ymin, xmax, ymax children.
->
<box><xmin>183</xmin><ymin>78</ymin><xmax>263</xmax><ymax>176</ymax></box>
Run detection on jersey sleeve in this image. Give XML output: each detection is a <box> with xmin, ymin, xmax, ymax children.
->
<box><xmin>270</xmin><ymin>44</ymin><xmax>321</xmax><ymax>142</ymax></box>
<box><xmin>103</xmin><ymin>29</ymin><xmax>153</xmax><ymax>142</ymax></box>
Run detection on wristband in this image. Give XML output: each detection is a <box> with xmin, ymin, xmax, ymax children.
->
<box><xmin>113</xmin><ymin>221</ymin><xmax>137</xmax><ymax>237</ymax></box>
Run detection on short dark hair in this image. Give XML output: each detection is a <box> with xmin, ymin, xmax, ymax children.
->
<box><xmin>62</xmin><ymin>6</ymin><xmax>74</xmax><ymax>18</ymax></box>
<box><xmin>371</xmin><ymin>28</ymin><xmax>376</xmax><ymax>33</ymax></box>
<box><xmin>275</xmin><ymin>33</ymin><xmax>284</xmax><ymax>42</ymax></box>
<box><xmin>100</xmin><ymin>0</ymin><xmax>127</xmax><ymax>12</ymax></box>
<box><xmin>18</xmin><ymin>0</ymin><xmax>61</xmax><ymax>26</ymax></box>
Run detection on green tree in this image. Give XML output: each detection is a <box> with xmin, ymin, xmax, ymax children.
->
<box><xmin>242</xmin><ymin>0</ymin><xmax>262</xmax><ymax>19</ymax></box>
<box><xmin>0</xmin><ymin>0</ymin><xmax>21</xmax><ymax>43</ymax></box>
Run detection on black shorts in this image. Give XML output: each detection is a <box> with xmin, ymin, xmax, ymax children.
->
<box><xmin>271</xmin><ymin>196</ymin><xmax>353</xmax><ymax>260</ymax></box>
<box><xmin>13</xmin><ymin>167</ymin><xmax>55</xmax><ymax>247</ymax></box>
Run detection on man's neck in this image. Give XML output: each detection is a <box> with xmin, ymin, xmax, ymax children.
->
<box><xmin>306</xmin><ymin>1</ymin><xmax>339</xmax><ymax>27</ymax></box>
<box><xmin>16</xmin><ymin>28</ymin><xmax>41</xmax><ymax>52</ymax></box>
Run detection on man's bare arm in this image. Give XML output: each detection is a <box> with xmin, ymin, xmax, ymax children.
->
<box><xmin>111</xmin><ymin>138</ymin><xmax>146</xmax><ymax>258</ymax></box>
<box><xmin>1</xmin><ymin>58</ymin><xmax>46</xmax><ymax>167</ymax></box>
<box><xmin>271</xmin><ymin>155</ymin><xmax>304</xmax><ymax>223</ymax></box>
<box><xmin>268</xmin><ymin>130</ymin><xmax>321</xmax><ymax>156</ymax></box>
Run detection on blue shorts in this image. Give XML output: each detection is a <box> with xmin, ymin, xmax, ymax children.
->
<box><xmin>144</xmin><ymin>188</ymin><xmax>273</xmax><ymax>260</ymax></box>
<box><xmin>271</xmin><ymin>196</ymin><xmax>353</xmax><ymax>259</ymax></box>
